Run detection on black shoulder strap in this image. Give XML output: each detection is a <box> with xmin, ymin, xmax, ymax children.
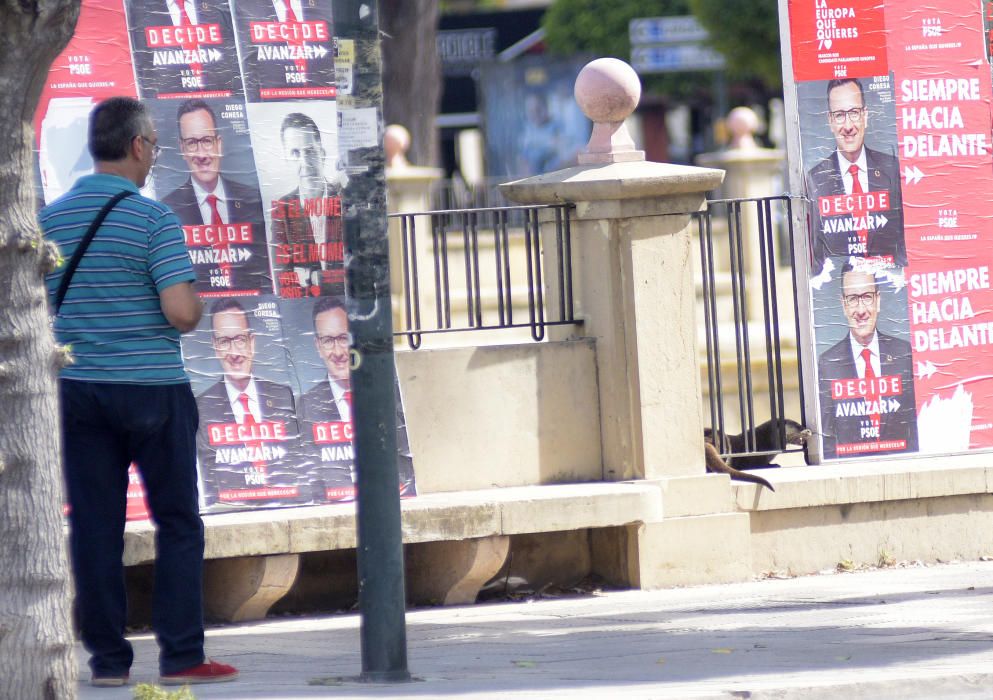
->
<box><xmin>54</xmin><ymin>190</ymin><xmax>134</xmax><ymax>314</ymax></box>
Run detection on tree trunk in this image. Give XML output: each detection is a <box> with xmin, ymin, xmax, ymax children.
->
<box><xmin>0</xmin><ymin>2</ymin><xmax>82</xmax><ymax>699</ymax></box>
<box><xmin>380</xmin><ymin>0</ymin><xmax>441</xmax><ymax>167</ymax></box>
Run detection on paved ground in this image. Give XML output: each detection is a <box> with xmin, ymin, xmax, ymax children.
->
<box><xmin>77</xmin><ymin>560</ymin><xmax>993</xmax><ymax>699</ymax></box>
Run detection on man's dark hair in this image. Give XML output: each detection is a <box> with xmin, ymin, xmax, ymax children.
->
<box><xmin>176</xmin><ymin>99</ymin><xmax>217</xmax><ymax>130</ymax></box>
<box><xmin>88</xmin><ymin>97</ymin><xmax>151</xmax><ymax>161</ymax></box>
<box><xmin>312</xmin><ymin>296</ymin><xmax>346</xmax><ymax>328</ymax></box>
<box><xmin>839</xmin><ymin>262</ymin><xmax>879</xmax><ymax>293</ymax></box>
<box><xmin>209</xmin><ymin>298</ymin><xmax>250</xmax><ymax>333</ymax></box>
<box><xmin>281</xmin><ymin>112</ymin><xmax>322</xmax><ymax>145</ymax></box>
<box><xmin>826</xmin><ymin>78</ymin><xmax>865</xmax><ymax>104</ymax></box>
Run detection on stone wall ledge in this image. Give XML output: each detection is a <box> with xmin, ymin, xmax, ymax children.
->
<box><xmin>732</xmin><ymin>454</ymin><xmax>993</xmax><ymax>512</ymax></box>
<box><xmin>123</xmin><ymin>481</ymin><xmax>666</xmax><ymax>567</ymax></box>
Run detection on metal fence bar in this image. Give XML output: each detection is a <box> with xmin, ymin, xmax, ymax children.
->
<box><xmin>698</xmin><ymin>194</ymin><xmax>803</xmax><ymax>464</ymax></box>
<box><xmin>389</xmin><ymin>203</ymin><xmax>576</xmax><ymax>345</ymax></box>
<box><xmin>398</xmin><ymin>214</ymin><xmax>422</xmax><ymax>350</ymax></box>
<box><xmin>698</xmin><ymin>211</ymin><xmax>727</xmax><ymax>444</ymax></box>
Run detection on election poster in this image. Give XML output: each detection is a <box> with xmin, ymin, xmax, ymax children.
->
<box><xmin>35</xmin><ymin>0</ymin><xmax>416</xmax><ymax>518</ymax></box>
<box><xmin>784</xmin><ymin>0</ymin><xmax>993</xmax><ymax>459</ymax></box>
<box><xmin>124</xmin><ymin>0</ymin><xmax>245</xmax><ymax>100</ymax></box>
<box><xmin>230</xmin><ymin>0</ymin><xmax>337</xmax><ymax>102</ymax></box>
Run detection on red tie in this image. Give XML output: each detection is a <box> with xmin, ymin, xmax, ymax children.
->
<box><xmin>177</xmin><ymin>0</ymin><xmax>203</xmax><ymax>77</ymax></box>
<box><xmin>238</xmin><ymin>392</ymin><xmax>267</xmax><ymax>472</ymax></box>
<box><xmin>285</xmin><ymin>3</ymin><xmax>309</xmax><ymax>78</ymax></box>
<box><xmin>207</xmin><ymin>194</ymin><xmax>232</xmax><ymax>282</ymax></box>
<box><xmin>848</xmin><ymin>164</ymin><xmax>869</xmax><ymax>251</ymax></box>
<box><xmin>343</xmin><ymin>390</ymin><xmax>352</xmax><ymax>419</ymax></box>
<box><xmin>238</xmin><ymin>392</ymin><xmax>257</xmax><ymax>425</ymax></box>
<box><xmin>861</xmin><ymin>347</ymin><xmax>881</xmax><ymax>433</ymax></box>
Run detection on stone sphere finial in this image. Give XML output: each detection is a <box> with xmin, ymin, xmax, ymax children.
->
<box><xmin>574</xmin><ymin>58</ymin><xmax>644</xmax><ymax>164</ymax></box>
<box><xmin>384</xmin><ymin>124</ymin><xmax>412</xmax><ymax>169</ymax></box>
<box><xmin>726</xmin><ymin>107</ymin><xmax>760</xmax><ymax>150</ymax></box>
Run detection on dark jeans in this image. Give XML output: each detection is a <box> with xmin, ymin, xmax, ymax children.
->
<box><xmin>61</xmin><ymin>379</ymin><xmax>205</xmax><ymax>676</ymax></box>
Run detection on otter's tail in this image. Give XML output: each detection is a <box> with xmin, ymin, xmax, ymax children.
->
<box><xmin>704</xmin><ymin>442</ymin><xmax>775</xmax><ymax>492</ymax></box>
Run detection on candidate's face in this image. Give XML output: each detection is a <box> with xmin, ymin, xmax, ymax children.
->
<box><xmin>179</xmin><ymin>109</ymin><xmax>223</xmax><ymax>191</ymax></box>
<box><xmin>212</xmin><ymin>309</ymin><xmax>255</xmax><ymax>384</ymax></box>
<box><xmin>314</xmin><ymin>307</ymin><xmax>350</xmax><ymax>383</ymax></box>
<box><xmin>282</xmin><ymin>126</ymin><xmax>325</xmax><ymax>191</ymax></box>
<box><xmin>841</xmin><ymin>271</ymin><xmax>880</xmax><ymax>345</ymax></box>
<box><xmin>827</xmin><ymin>82</ymin><xmax>867</xmax><ymax>163</ymax></box>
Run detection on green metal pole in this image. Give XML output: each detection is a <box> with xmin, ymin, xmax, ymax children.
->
<box><xmin>331</xmin><ymin>0</ymin><xmax>410</xmax><ymax>682</ymax></box>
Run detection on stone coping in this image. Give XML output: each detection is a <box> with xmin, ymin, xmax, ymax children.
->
<box><xmin>731</xmin><ymin>452</ymin><xmax>993</xmax><ymax>512</ymax></box>
<box><xmin>122</xmin><ymin>481</ymin><xmax>664</xmax><ymax>566</ymax></box>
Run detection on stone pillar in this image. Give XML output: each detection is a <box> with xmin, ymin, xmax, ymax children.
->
<box><xmin>384</xmin><ymin>124</ymin><xmax>443</xmax><ymax>338</ymax></box>
<box><xmin>501</xmin><ymin>58</ymin><xmax>724</xmax><ymax>481</ymax></box>
<box><xmin>696</xmin><ymin>107</ymin><xmax>785</xmax><ymax>323</ymax></box>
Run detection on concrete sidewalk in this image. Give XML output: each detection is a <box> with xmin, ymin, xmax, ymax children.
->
<box><xmin>77</xmin><ymin>560</ymin><xmax>993</xmax><ymax>699</ymax></box>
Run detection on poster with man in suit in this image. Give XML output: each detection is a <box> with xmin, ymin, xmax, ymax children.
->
<box><xmin>281</xmin><ymin>297</ymin><xmax>416</xmax><ymax>502</ymax></box>
<box><xmin>125</xmin><ymin>0</ymin><xmax>244</xmax><ymax>99</ymax></box>
<box><xmin>187</xmin><ymin>297</ymin><xmax>304</xmax><ymax>507</ymax></box>
<box><xmin>247</xmin><ymin>102</ymin><xmax>345</xmax><ymax>298</ymax></box>
<box><xmin>801</xmin><ymin>76</ymin><xmax>907</xmax><ymax>278</ymax></box>
<box><xmin>817</xmin><ymin>264</ymin><xmax>918</xmax><ymax>458</ymax></box>
<box><xmin>230</xmin><ymin>0</ymin><xmax>336</xmax><ymax>102</ymax></box>
<box><xmin>150</xmin><ymin>97</ymin><xmax>270</xmax><ymax>295</ymax></box>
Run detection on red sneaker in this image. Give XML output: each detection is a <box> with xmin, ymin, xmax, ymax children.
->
<box><xmin>159</xmin><ymin>659</ymin><xmax>238</xmax><ymax>685</ymax></box>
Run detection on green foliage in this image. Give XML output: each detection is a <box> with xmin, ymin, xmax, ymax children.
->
<box><xmin>133</xmin><ymin>684</ymin><xmax>196</xmax><ymax>700</ymax></box>
<box><xmin>689</xmin><ymin>0</ymin><xmax>782</xmax><ymax>86</ymax></box>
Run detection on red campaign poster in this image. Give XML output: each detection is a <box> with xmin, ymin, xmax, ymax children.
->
<box><xmin>789</xmin><ymin>0</ymin><xmax>888</xmax><ymax>81</ymax></box>
<box><xmin>790</xmin><ymin>0</ymin><xmax>993</xmax><ymax>459</ymax></box>
<box><xmin>886</xmin><ymin>1</ymin><xmax>993</xmax><ymax>452</ymax></box>
<box><xmin>34</xmin><ymin>0</ymin><xmax>137</xmax><ymax>205</ymax></box>
<box><xmin>230</xmin><ymin>0</ymin><xmax>337</xmax><ymax>102</ymax></box>
<box><xmin>124</xmin><ymin>0</ymin><xmax>245</xmax><ymax>100</ymax></box>
<box><xmin>126</xmin><ymin>464</ymin><xmax>151</xmax><ymax>521</ymax></box>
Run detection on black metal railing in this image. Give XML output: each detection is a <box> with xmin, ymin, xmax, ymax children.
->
<box><xmin>389</xmin><ymin>203</ymin><xmax>578</xmax><ymax>349</ymax></box>
<box><xmin>695</xmin><ymin>194</ymin><xmax>807</xmax><ymax>463</ymax></box>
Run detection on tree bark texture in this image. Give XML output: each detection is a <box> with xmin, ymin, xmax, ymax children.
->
<box><xmin>380</xmin><ymin>0</ymin><xmax>441</xmax><ymax>167</ymax></box>
<box><xmin>0</xmin><ymin>2</ymin><xmax>81</xmax><ymax>699</ymax></box>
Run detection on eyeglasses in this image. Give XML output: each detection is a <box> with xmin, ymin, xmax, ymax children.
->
<box><xmin>830</xmin><ymin>107</ymin><xmax>865</xmax><ymax>125</ymax></box>
<box><xmin>317</xmin><ymin>333</ymin><xmax>351</xmax><ymax>351</ymax></box>
<box><xmin>140</xmin><ymin>135</ymin><xmax>161</xmax><ymax>162</ymax></box>
<box><xmin>843</xmin><ymin>292</ymin><xmax>878</xmax><ymax>307</ymax></box>
<box><xmin>213</xmin><ymin>333</ymin><xmax>252</xmax><ymax>351</ymax></box>
<box><xmin>180</xmin><ymin>135</ymin><xmax>219</xmax><ymax>152</ymax></box>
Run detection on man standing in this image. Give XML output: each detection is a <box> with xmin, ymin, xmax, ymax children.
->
<box><xmin>270</xmin><ymin>112</ymin><xmax>345</xmax><ymax>298</ymax></box>
<box><xmin>162</xmin><ymin>99</ymin><xmax>269</xmax><ymax>293</ymax></box>
<box><xmin>806</xmin><ymin>78</ymin><xmax>906</xmax><ymax>276</ymax></box>
<box><xmin>196</xmin><ymin>298</ymin><xmax>300</xmax><ymax>505</ymax></box>
<box><xmin>41</xmin><ymin>97</ymin><xmax>237</xmax><ymax>686</ymax></box>
<box><xmin>818</xmin><ymin>265</ymin><xmax>918</xmax><ymax>458</ymax></box>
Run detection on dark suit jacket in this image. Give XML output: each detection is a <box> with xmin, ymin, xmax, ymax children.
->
<box><xmin>817</xmin><ymin>331</ymin><xmax>918</xmax><ymax>459</ymax></box>
<box><xmin>125</xmin><ymin>0</ymin><xmax>244</xmax><ymax>99</ymax></box>
<box><xmin>807</xmin><ymin>147</ymin><xmax>906</xmax><ymax>275</ymax></box>
<box><xmin>298</xmin><ymin>374</ymin><xmax>417</xmax><ymax>501</ymax></box>
<box><xmin>162</xmin><ymin>176</ymin><xmax>271</xmax><ymax>294</ymax></box>
<box><xmin>230</xmin><ymin>0</ymin><xmax>336</xmax><ymax>102</ymax></box>
<box><xmin>270</xmin><ymin>184</ymin><xmax>345</xmax><ymax>297</ymax></box>
<box><xmin>195</xmin><ymin>377</ymin><xmax>301</xmax><ymax>505</ymax></box>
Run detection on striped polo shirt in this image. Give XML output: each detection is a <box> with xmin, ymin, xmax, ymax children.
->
<box><xmin>42</xmin><ymin>173</ymin><xmax>197</xmax><ymax>384</ymax></box>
